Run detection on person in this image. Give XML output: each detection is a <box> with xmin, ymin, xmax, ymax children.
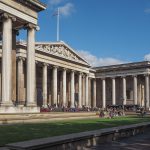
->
<box><xmin>99</xmin><ymin>110</ymin><xmax>104</xmax><ymax>118</ymax></box>
<box><xmin>140</xmin><ymin>108</ymin><xmax>146</xmax><ymax>117</ymax></box>
<box><xmin>109</xmin><ymin>110</ymin><xmax>113</xmax><ymax>119</ymax></box>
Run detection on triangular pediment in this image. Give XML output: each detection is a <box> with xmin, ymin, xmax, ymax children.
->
<box><xmin>35</xmin><ymin>41</ymin><xmax>90</xmax><ymax>67</ymax></box>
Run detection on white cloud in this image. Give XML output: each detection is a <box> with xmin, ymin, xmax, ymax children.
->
<box><xmin>48</xmin><ymin>0</ymin><xmax>75</xmax><ymax>17</ymax></box>
<box><xmin>77</xmin><ymin>50</ymin><xmax>126</xmax><ymax>67</ymax></box>
<box><xmin>144</xmin><ymin>53</ymin><xmax>150</xmax><ymax>61</ymax></box>
<box><xmin>144</xmin><ymin>8</ymin><xmax>150</xmax><ymax>14</ymax></box>
<box><xmin>59</xmin><ymin>3</ymin><xmax>74</xmax><ymax>17</ymax></box>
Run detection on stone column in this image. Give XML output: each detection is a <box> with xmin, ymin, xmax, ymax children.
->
<box><xmin>85</xmin><ymin>74</ymin><xmax>89</xmax><ymax>106</ymax></box>
<box><xmin>145</xmin><ymin>74</ymin><xmax>149</xmax><ymax>109</ymax></box>
<box><xmin>52</xmin><ymin>66</ymin><xmax>58</xmax><ymax>107</ymax></box>
<box><xmin>112</xmin><ymin>77</ymin><xmax>116</xmax><ymax>105</ymax></box>
<box><xmin>70</xmin><ymin>70</ymin><xmax>75</xmax><ymax>108</ymax></box>
<box><xmin>133</xmin><ymin>75</ymin><xmax>138</xmax><ymax>105</ymax></box>
<box><xmin>35</xmin><ymin>61</ymin><xmax>38</xmax><ymax>102</ymax></box>
<box><xmin>82</xmin><ymin>76</ymin><xmax>85</xmax><ymax>106</ymax></box>
<box><xmin>0</xmin><ymin>64</ymin><xmax>2</xmax><ymax>102</ymax></box>
<box><xmin>1</xmin><ymin>13</ymin><xmax>14</xmax><ymax>106</ymax></box>
<box><xmin>42</xmin><ymin>63</ymin><xmax>48</xmax><ymax>107</ymax></box>
<box><xmin>26</xmin><ymin>24</ymin><xmax>36</xmax><ymax>106</ymax></box>
<box><xmin>122</xmin><ymin>76</ymin><xmax>127</xmax><ymax>105</ymax></box>
<box><xmin>102</xmin><ymin>78</ymin><xmax>106</xmax><ymax>108</ymax></box>
<box><xmin>93</xmin><ymin>79</ymin><xmax>96</xmax><ymax>108</ymax></box>
<box><xmin>12</xmin><ymin>30</ymin><xmax>18</xmax><ymax>103</ymax></box>
<box><xmin>78</xmin><ymin>72</ymin><xmax>82</xmax><ymax>108</ymax></box>
<box><xmin>17</xmin><ymin>57</ymin><xmax>25</xmax><ymax>105</ymax></box>
<box><xmin>88</xmin><ymin>78</ymin><xmax>91</xmax><ymax>107</ymax></box>
<box><xmin>62</xmin><ymin>68</ymin><xmax>67</xmax><ymax>107</ymax></box>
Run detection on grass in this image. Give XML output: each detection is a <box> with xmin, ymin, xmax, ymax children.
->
<box><xmin>0</xmin><ymin>116</ymin><xmax>150</xmax><ymax>146</ymax></box>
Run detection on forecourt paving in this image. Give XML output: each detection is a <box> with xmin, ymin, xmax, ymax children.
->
<box><xmin>0</xmin><ymin>111</ymin><xmax>148</xmax><ymax>125</ymax></box>
<box><xmin>0</xmin><ymin>112</ymin><xmax>97</xmax><ymax>124</ymax></box>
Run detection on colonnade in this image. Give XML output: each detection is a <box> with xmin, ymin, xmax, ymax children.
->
<box><xmin>2</xmin><ymin>14</ymin><xmax>149</xmax><ymax>111</ymax></box>
<box><xmin>17</xmin><ymin>58</ymin><xmax>97</xmax><ymax>108</ymax></box>
<box><xmin>0</xmin><ymin>13</ymin><xmax>97</xmax><ymax>110</ymax></box>
<box><xmin>100</xmin><ymin>75</ymin><xmax>150</xmax><ymax>109</ymax></box>
<box><xmin>0</xmin><ymin>13</ymin><xmax>37</xmax><ymax>108</ymax></box>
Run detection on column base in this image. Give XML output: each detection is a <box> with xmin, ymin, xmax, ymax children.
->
<box><xmin>42</xmin><ymin>105</ymin><xmax>48</xmax><ymax>108</ymax></box>
<box><xmin>26</xmin><ymin>102</ymin><xmax>37</xmax><ymax>107</ymax></box>
<box><xmin>78</xmin><ymin>106</ymin><xmax>82</xmax><ymax>109</ymax></box>
<box><xmin>85</xmin><ymin>105</ymin><xmax>89</xmax><ymax>108</ymax></box>
<box><xmin>0</xmin><ymin>101</ymin><xmax>13</xmax><ymax>107</ymax></box>
<box><xmin>0</xmin><ymin>106</ymin><xmax>40</xmax><ymax>114</ymax></box>
<box><xmin>70</xmin><ymin>105</ymin><xmax>75</xmax><ymax>108</ymax></box>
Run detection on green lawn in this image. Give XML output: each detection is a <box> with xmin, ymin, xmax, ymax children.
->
<box><xmin>0</xmin><ymin>116</ymin><xmax>150</xmax><ymax>146</ymax></box>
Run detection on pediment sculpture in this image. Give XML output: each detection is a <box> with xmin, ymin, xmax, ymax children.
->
<box><xmin>35</xmin><ymin>43</ymin><xmax>88</xmax><ymax>65</ymax></box>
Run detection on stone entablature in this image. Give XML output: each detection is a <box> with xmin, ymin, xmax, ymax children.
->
<box><xmin>94</xmin><ymin>61</ymin><xmax>150</xmax><ymax>72</ymax></box>
<box><xmin>89</xmin><ymin>69</ymin><xmax>96</xmax><ymax>78</ymax></box>
<box><xmin>94</xmin><ymin>61</ymin><xmax>150</xmax><ymax>78</ymax></box>
<box><xmin>0</xmin><ymin>0</ymin><xmax>46</xmax><ymax>26</ymax></box>
<box><xmin>16</xmin><ymin>0</ymin><xmax>46</xmax><ymax>12</ymax></box>
<box><xmin>95</xmin><ymin>68</ymin><xmax>149</xmax><ymax>78</ymax></box>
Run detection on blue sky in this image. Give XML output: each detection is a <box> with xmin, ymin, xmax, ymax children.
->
<box><xmin>19</xmin><ymin>0</ymin><xmax>150</xmax><ymax>66</ymax></box>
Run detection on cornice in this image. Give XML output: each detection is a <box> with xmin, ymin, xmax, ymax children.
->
<box><xmin>16</xmin><ymin>0</ymin><xmax>46</xmax><ymax>12</ymax></box>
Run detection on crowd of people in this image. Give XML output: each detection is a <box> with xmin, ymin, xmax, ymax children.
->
<box><xmin>40</xmin><ymin>104</ymin><xmax>99</xmax><ymax>112</ymax></box>
<box><xmin>98</xmin><ymin>108</ymin><xmax>125</xmax><ymax>119</ymax></box>
<box><xmin>40</xmin><ymin>104</ymin><xmax>147</xmax><ymax>119</ymax></box>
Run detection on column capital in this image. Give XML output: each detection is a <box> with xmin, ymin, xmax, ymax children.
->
<box><xmin>88</xmin><ymin>77</ymin><xmax>92</xmax><ymax>80</ymax></box>
<box><xmin>24</xmin><ymin>23</ymin><xmax>39</xmax><ymax>31</ymax></box>
<box><xmin>35</xmin><ymin>60</ymin><xmax>39</xmax><ymax>64</ymax></box>
<box><xmin>71</xmin><ymin>69</ymin><xmax>75</xmax><ymax>73</ymax></box>
<box><xmin>144</xmin><ymin>74</ymin><xmax>149</xmax><ymax>77</ymax></box>
<box><xmin>111</xmin><ymin>76</ymin><xmax>116</xmax><ymax>79</ymax></box>
<box><xmin>53</xmin><ymin>65</ymin><xmax>59</xmax><ymax>69</ymax></box>
<box><xmin>85</xmin><ymin>73</ymin><xmax>89</xmax><ymax>77</ymax></box>
<box><xmin>78</xmin><ymin>71</ymin><xmax>83</xmax><ymax>75</ymax></box>
<box><xmin>43</xmin><ymin>63</ymin><xmax>49</xmax><ymax>67</ymax></box>
<box><xmin>93</xmin><ymin>78</ymin><xmax>96</xmax><ymax>81</ymax></box>
<box><xmin>121</xmin><ymin>75</ymin><xmax>126</xmax><ymax>78</ymax></box>
<box><xmin>132</xmin><ymin>74</ymin><xmax>138</xmax><ymax>77</ymax></box>
<box><xmin>17</xmin><ymin>56</ymin><xmax>25</xmax><ymax>61</ymax></box>
<box><xmin>0</xmin><ymin>13</ymin><xmax>16</xmax><ymax>22</ymax></box>
<box><xmin>62</xmin><ymin>67</ymin><xmax>67</xmax><ymax>71</ymax></box>
<box><xmin>101</xmin><ymin>77</ymin><xmax>106</xmax><ymax>80</ymax></box>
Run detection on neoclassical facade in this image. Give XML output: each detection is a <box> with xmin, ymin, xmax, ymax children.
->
<box><xmin>94</xmin><ymin>62</ymin><xmax>150</xmax><ymax>109</ymax></box>
<box><xmin>15</xmin><ymin>41</ymin><xmax>96</xmax><ymax>111</ymax></box>
<box><xmin>0</xmin><ymin>0</ymin><xmax>46</xmax><ymax>113</ymax></box>
<box><xmin>0</xmin><ymin>0</ymin><xmax>150</xmax><ymax>113</ymax></box>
